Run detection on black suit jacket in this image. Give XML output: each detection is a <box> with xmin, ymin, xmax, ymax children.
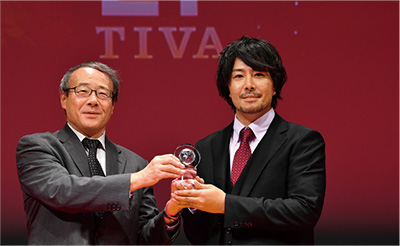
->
<box><xmin>16</xmin><ymin>124</ymin><xmax>175</xmax><ymax>245</ymax></box>
<box><xmin>183</xmin><ymin>113</ymin><xmax>326</xmax><ymax>245</ymax></box>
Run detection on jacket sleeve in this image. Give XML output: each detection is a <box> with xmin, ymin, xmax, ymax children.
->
<box><xmin>16</xmin><ymin>133</ymin><xmax>131</xmax><ymax>213</ymax></box>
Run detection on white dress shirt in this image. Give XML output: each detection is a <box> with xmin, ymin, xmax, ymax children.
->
<box><xmin>229</xmin><ymin>108</ymin><xmax>275</xmax><ymax>171</ymax></box>
<box><xmin>68</xmin><ymin>123</ymin><xmax>107</xmax><ymax>176</ymax></box>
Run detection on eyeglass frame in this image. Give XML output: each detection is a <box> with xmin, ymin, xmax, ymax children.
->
<box><xmin>65</xmin><ymin>85</ymin><xmax>114</xmax><ymax>100</ymax></box>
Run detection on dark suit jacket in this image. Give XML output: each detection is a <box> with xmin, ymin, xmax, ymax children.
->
<box><xmin>16</xmin><ymin>124</ymin><xmax>175</xmax><ymax>245</ymax></box>
<box><xmin>183</xmin><ymin>113</ymin><xmax>326</xmax><ymax>245</ymax></box>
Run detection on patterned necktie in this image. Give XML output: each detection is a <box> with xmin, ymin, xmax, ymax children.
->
<box><xmin>82</xmin><ymin>138</ymin><xmax>105</xmax><ymax>177</ymax></box>
<box><xmin>82</xmin><ymin>138</ymin><xmax>105</xmax><ymax>223</ymax></box>
<box><xmin>231</xmin><ymin>127</ymin><xmax>255</xmax><ymax>186</ymax></box>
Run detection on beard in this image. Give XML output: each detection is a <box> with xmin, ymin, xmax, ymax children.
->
<box><xmin>237</xmin><ymin>103</ymin><xmax>270</xmax><ymax>114</ymax></box>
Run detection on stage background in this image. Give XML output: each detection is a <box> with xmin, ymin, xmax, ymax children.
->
<box><xmin>1</xmin><ymin>1</ymin><xmax>399</xmax><ymax>244</ymax></box>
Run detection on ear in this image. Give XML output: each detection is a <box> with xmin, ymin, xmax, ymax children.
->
<box><xmin>60</xmin><ymin>91</ymin><xmax>67</xmax><ymax>110</ymax></box>
<box><xmin>111</xmin><ymin>103</ymin><xmax>115</xmax><ymax>115</ymax></box>
<box><xmin>228</xmin><ymin>84</ymin><xmax>232</xmax><ymax>98</ymax></box>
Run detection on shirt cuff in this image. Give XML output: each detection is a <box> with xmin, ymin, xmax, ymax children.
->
<box><xmin>165</xmin><ymin>216</ymin><xmax>180</xmax><ymax>230</ymax></box>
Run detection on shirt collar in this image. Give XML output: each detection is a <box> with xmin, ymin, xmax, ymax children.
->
<box><xmin>232</xmin><ymin>108</ymin><xmax>275</xmax><ymax>144</ymax></box>
<box><xmin>67</xmin><ymin>123</ymin><xmax>106</xmax><ymax>149</ymax></box>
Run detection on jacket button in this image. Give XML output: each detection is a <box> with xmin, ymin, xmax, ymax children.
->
<box><xmin>227</xmin><ymin>241</ymin><xmax>232</xmax><ymax>245</ymax></box>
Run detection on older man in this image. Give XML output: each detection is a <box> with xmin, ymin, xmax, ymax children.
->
<box><xmin>16</xmin><ymin>61</ymin><xmax>184</xmax><ymax>244</ymax></box>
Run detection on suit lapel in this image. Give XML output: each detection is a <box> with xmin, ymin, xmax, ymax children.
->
<box><xmin>58</xmin><ymin>124</ymin><xmax>91</xmax><ymax>177</ymax></box>
<box><xmin>211</xmin><ymin>123</ymin><xmax>233</xmax><ymax>191</ymax></box>
<box><xmin>105</xmin><ymin>138</ymin><xmax>124</xmax><ymax>175</ymax></box>
<box><xmin>57</xmin><ymin>125</ymin><xmax>125</xmax><ymax>176</ymax></box>
<box><xmin>232</xmin><ymin>114</ymin><xmax>288</xmax><ymax>196</ymax></box>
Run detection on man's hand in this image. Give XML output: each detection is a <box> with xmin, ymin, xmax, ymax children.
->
<box><xmin>165</xmin><ymin>176</ymin><xmax>205</xmax><ymax>218</ymax></box>
<box><xmin>130</xmin><ymin>154</ymin><xmax>185</xmax><ymax>192</ymax></box>
<box><xmin>171</xmin><ymin>180</ymin><xmax>226</xmax><ymax>214</ymax></box>
<box><xmin>165</xmin><ymin>179</ymin><xmax>188</xmax><ymax>216</ymax></box>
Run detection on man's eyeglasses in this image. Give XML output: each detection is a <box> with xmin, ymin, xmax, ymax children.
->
<box><xmin>66</xmin><ymin>85</ymin><xmax>113</xmax><ymax>100</ymax></box>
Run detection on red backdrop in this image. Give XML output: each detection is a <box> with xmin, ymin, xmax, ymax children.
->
<box><xmin>2</xmin><ymin>1</ymin><xmax>399</xmax><ymax>244</ymax></box>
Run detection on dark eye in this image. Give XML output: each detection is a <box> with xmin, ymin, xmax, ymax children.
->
<box><xmin>97</xmin><ymin>89</ymin><xmax>112</xmax><ymax>99</ymax></box>
<box><xmin>254</xmin><ymin>73</ymin><xmax>266</xmax><ymax>77</ymax></box>
<box><xmin>98</xmin><ymin>91</ymin><xmax>107</xmax><ymax>96</ymax></box>
<box><xmin>76</xmin><ymin>87</ymin><xmax>89</xmax><ymax>95</ymax></box>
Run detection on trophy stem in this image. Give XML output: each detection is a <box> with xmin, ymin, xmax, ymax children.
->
<box><xmin>181</xmin><ymin>165</ymin><xmax>197</xmax><ymax>180</ymax></box>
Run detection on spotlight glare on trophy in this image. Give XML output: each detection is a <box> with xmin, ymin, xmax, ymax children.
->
<box><xmin>174</xmin><ymin>144</ymin><xmax>201</xmax><ymax>181</ymax></box>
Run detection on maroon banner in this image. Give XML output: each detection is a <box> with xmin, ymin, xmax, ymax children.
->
<box><xmin>2</xmin><ymin>1</ymin><xmax>399</xmax><ymax>244</ymax></box>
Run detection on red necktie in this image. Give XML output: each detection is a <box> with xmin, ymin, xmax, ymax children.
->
<box><xmin>231</xmin><ymin>127</ymin><xmax>255</xmax><ymax>186</ymax></box>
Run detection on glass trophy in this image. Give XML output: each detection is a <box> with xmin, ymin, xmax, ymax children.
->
<box><xmin>174</xmin><ymin>144</ymin><xmax>201</xmax><ymax>181</ymax></box>
<box><xmin>174</xmin><ymin>144</ymin><xmax>201</xmax><ymax>212</ymax></box>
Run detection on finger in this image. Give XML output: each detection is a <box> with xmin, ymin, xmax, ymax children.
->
<box><xmin>192</xmin><ymin>180</ymin><xmax>206</xmax><ymax>189</ymax></box>
<box><xmin>171</xmin><ymin>179</ymin><xmax>181</xmax><ymax>192</ymax></box>
<box><xmin>162</xmin><ymin>165</ymin><xmax>186</xmax><ymax>176</ymax></box>
<box><xmin>184</xmin><ymin>182</ymin><xmax>195</xmax><ymax>190</ymax></box>
<box><xmin>196</xmin><ymin>176</ymin><xmax>205</xmax><ymax>184</ymax></box>
<box><xmin>165</xmin><ymin>153</ymin><xmax>181</xmax><ymax>162</ymax></box>
<box><xmin>174</xmin><ymin>188</ymin><xmax>199</xmax><ymax>197</ymax></box>
<box><xmin>152</xmin><ymin>154</ymin><xmax>185</xmax><ymax>169</ymax></box>
<box><xmin>155</xmin><ymin>159</ymin><xmax>184</xmax><ymax>174</ymax></box>
<box><xmin>171</xmin><ymin>193</ymin><xmax>197</xmax><ymax>207</ymax></box>
<box><xmin>162</xmin><ymin>154</ymin><xmax>184</xmax><ymax>168</ymax></box>
<box><xmin>173</xmin><ymin>180</ymin><xmax>193</xmax><ymax>190</ymax></box>
<box><xmin>185</xmin><ymin>169</ymin><xmax>197</xmax><ymax>178</ymax></box>
<box><xmin>154</xmin><ymin>170</ymin><xmax>181</xmax><ymax>182</ymax></box>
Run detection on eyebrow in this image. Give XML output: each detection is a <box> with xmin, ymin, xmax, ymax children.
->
<box><xmin>76</xmin><ymin>82</ymin><xmax>89</xmax><ymax>86</ymax></box>
<box><xmin>232</xmin><ymin>68</ymin><xmax>245</xmax><ymax>72</ymax></box>
<box><xmin>232</xmin><ymin>68</ymin><xmax>269</xmax><ymax>74</ymax></box>
<box><xmin>76</xmin><ymin>82</ymin><xmax>111</xmax><ymax>90</ymax></box>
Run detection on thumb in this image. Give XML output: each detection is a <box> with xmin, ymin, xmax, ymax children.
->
<box><xmin>193</xmin><ymin>180</ymin><xmax>207</xmax><ymax>189</ymax></box>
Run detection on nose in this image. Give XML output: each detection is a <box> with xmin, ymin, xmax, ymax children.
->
<box><xmin>244</xmin><ymin>76</ymin><xmax>256</xmax><ymax>90</ymax></box>
<box><xmin>87</xmin><ymin>91</ymin><xmax>99</xmax><ymax>106</ymax></box>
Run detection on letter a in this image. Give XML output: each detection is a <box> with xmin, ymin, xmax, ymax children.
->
<box><xmin>193</xmin><ymin>27</ymin><xmax>222</xmax><ymax>59</ymax></box>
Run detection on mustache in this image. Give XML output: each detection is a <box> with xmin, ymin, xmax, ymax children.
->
<box><xmin>239</xmin><ymin>91</ymin><xmax>262</xmax><ymax>98</ymax></box>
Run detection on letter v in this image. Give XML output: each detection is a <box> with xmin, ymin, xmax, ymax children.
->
<box><xmin>159</xmin><ymin>27</ymin><xmax>196</xmax><ymax>58</ymax></box>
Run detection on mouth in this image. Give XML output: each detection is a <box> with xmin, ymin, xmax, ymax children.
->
<box><xmin>239</xmin><ymin>94</ymin><xmax>261</xmax><ymax>104</ymax></box>
<box><xmin>83</xmin><ymin>112</ymin><xmax>101</xmax><ymax>117</ymax></box>
<box><xmin>239</xmin><ymin>91</ymin><xmax>262</xmax><ymax>99</ymax></box>
<box><xmin>240</xmin><ymin>94</ymin><xmax>261</xmax><ymax>101</ymax></box>
<box><xmin>241</xmin><ymin>95</ymin><xmax>260</xmax><ymax>99</ymax></box>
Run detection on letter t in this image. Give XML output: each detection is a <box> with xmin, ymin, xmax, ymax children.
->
<box><xmin>96</xmin><ymin>27</ymin><xmax>125</xmax><ymax>59</ymax></box>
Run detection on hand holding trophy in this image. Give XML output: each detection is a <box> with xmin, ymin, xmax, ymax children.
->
<box><xmin>174</xmin><ymin>144</ymin><xmax>201</xmax><ymax>183</ymax></box>
<box><xmin>173</xmin><ymin>144</ymin><xmax>201</xmax><ymax>213</ymax></box>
